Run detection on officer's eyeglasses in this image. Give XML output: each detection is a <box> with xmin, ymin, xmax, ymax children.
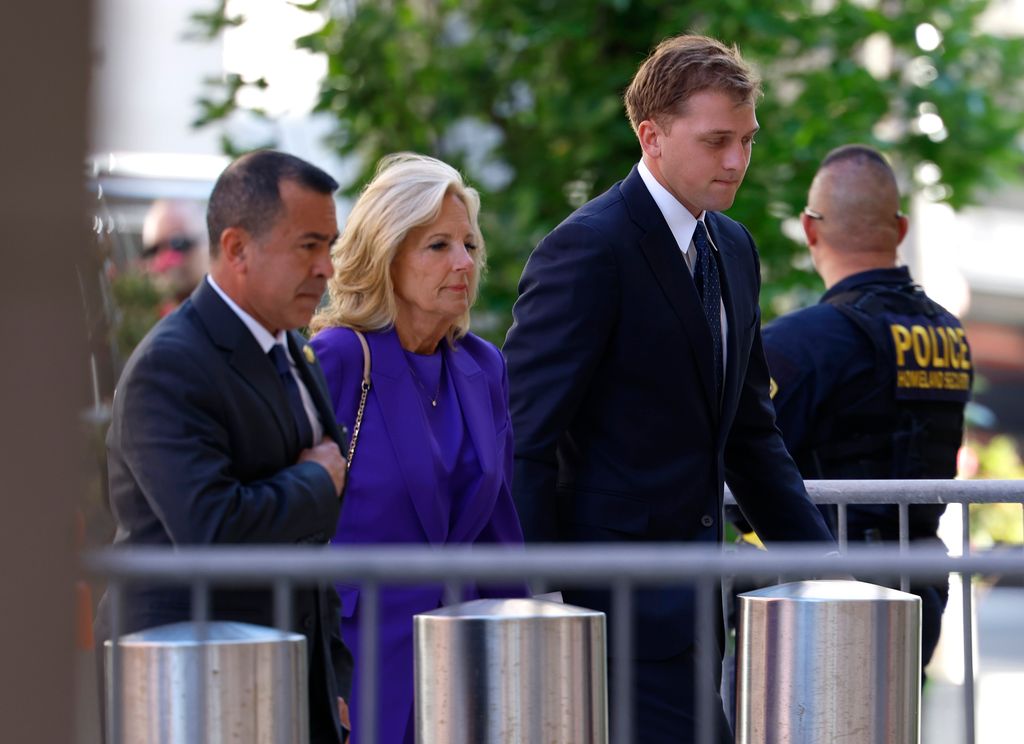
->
<box><xmin>802</xmin><ymin>206</ymin><xmax>905</xmax><ymax>221</ymax></box>
<box><xmin>141</xmin><ymin>235</ymin><xmax>197</xmax><ymax>259</ymax></box>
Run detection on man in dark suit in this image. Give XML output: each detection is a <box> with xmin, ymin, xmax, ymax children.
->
<box><xmin>503</xmin><ymin>35</ymin><xmax>834</xmax><ymax>743</ymax></box>
<box><xmin>96</xmin><ymin>150</ymin><xmax>352</xmax><ymax>743</ymax></box>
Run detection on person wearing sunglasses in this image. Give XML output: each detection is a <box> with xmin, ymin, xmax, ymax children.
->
<box><xmin>140</xmin><ymin>198</ymin><xmax>209</xmax><ymax>311</ymax></box>
<box><xmin>97</xmin><ymin>151</ymin><xmax>353</xmax><ymax>743</ymax></box>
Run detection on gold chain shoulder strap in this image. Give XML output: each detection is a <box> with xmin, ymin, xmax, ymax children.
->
<box><xmin>346</xmin><ymin>330</ymin><xmax>371</xmax><ymax>471</ymax></box>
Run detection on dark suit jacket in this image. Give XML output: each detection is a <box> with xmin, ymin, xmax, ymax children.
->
<box><xmin>96</xmin><ymin>279</ymin><xmax>351</xmax><ymax>743</ymax></box>
<box><xmin>503</xmin><ymin>166</ymin><xmax>833</xmax><ymax>660</ymax></box>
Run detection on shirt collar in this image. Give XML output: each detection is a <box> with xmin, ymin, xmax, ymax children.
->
<box><xmin>821</xmin><ymin>266</ymin><xmax>912</xmax><ymax>303</ymax></box>
<box><xmin>205</xmin><ymin>275</ymin><xmax>287</xmax><ymax>353</ymax></box>
<box><xmin>637</xmin><ymin>159</ymin><xmax>716</xmax><ymax>254</ymax></box>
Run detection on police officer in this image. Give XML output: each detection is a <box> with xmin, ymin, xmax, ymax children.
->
<box><xmin>763</xmin><ymin>144</ymin><xmax>972</xmax><ymax>674</ymax></box>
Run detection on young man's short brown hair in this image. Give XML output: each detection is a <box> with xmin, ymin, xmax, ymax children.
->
<box><xmin>624</xmin><ymin>34</ymin><xmax>762</xmax><ymax>133</ymax></box>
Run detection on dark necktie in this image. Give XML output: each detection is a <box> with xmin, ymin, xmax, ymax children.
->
<box><xmin>692</xmin><ymin>221</ymin><xmax>724</xmax><ymax>398</ymax></box>
<box><xmin>268</xmin><ymin>343</ymin><xmax>314</xmax><ymax>449</ymax></box>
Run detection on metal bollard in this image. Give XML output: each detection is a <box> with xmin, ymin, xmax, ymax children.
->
<box><xmin>736</xmin><ymin>580</ymin><xmax>921</xmax><ymax>744</ymax></box>
<box><xmin>414</xmin><ymin>598</ymin><xmax>607</xmax><ymax>744</ymax></box>
<box><xmin>105</xmin><ymin>621</ymin><xmax>307</xmax><ymax>743</ymax></box>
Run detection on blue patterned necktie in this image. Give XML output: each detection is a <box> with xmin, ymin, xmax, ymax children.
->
<box><xmin>269</xmin><ymin>343</ymin><xmax>314</xmax><ymax>449</ymax></box>
<box><xmin>692</xmin><ymin>221</ymin><xmax>723</xmax><ymax>398</ymax></box>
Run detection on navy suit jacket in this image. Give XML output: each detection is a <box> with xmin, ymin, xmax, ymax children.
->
<box><xmin>503</xmin><ymin>166</ymin><xmax>833</xmax><ymax>660</ymax></box>
<box><xmin>97</xmin><ymin>279</ymin><xmax>351</xmax><ymax>743</ymax></box>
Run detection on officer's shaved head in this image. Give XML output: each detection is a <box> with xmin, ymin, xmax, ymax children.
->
<box><xmin>806</xmin><ymin>144</ymin><xmax>904</xmax><ymax>256</ymax></box>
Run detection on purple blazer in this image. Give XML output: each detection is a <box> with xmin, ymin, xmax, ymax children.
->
<box><xmin>310</xmin><ymin>326</ymin><xmax>524</xmax><ymax>744</ymax></box>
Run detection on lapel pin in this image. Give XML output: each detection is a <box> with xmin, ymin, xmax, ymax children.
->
<box><xmin>303</xmin><ymin>345</ymin><xmax>316</xmax><ymax>364</ymax></box>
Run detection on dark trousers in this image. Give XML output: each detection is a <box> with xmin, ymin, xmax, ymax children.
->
<box><xmin>609</xmin><ymin>643</ymin><xmax>733</xmax><ymax>744</ymax></box>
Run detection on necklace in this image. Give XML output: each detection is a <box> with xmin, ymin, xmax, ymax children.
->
<box><xmin>406</xmin><ymin>353</ymin><xmax>443</xmax><ymax>408</ymax></box>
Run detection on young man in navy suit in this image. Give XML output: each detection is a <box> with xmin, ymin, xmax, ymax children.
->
<box><xmin>97</xmin><ymin>151</ymin><xmax>352</xmax><ymax>743</ymax></box>
<box><xmin>503</xmin><ymin>35</ymin><xmax>835</xmax><ymax>743</ymax></box>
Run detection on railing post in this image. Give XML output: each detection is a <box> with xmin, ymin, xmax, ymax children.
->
<box><xmin>837</xmin><ymin>503</ymin><xmax>849</xmax><ymax>552</ymax></box>
<box><xmin>444</xmin><ymin>580</ymin><xmax>461</xmax><ymax>607</ymax></box>
<box><xmin>961</xmin><ymin>504</ymin><xmax>976</xmax><ymax>744</ymax></box>
<box><xmin>273</xmin><ymin>579</ymin><xmax>295</xmax><ymax>744</ymax></box>
<box><xmin>273</xmin><ymin>579</ymin><xmax>292</xmax><ymax>631</ymax></box>
<box><xmin>612</xmin><ymin>580</ymin><xmax>634</xmax><ymax>744</ymax></box>
<box><xmin>358</xmin><ymin>581</ymin><xmax>380</xmax><ymax>744</ymax></box>
<box><xmin>696</xmin><ymin>577</ymin><xmax>717</xmax><ymax>744</ymax></box>
<box><xmin>191</xmin><ymin>581</ymin><xmax>209</xmax><ymax>744</ymax></box>
<box><xmin>899</xmin><ymin>502</ymin><xmax>910</xmax><ymax>592</ymax></box>
<box><xmin>106</xmin><ymin>582</ymin><xmax>123</xmax><ymax>744</ymax></box>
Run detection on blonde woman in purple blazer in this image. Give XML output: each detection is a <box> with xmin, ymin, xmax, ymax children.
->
<box><xmin>309</xmin><ymin>153</ymin><xmax>525</xmax><ymax>744</ymax></box>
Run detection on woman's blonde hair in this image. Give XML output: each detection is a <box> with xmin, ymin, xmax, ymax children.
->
<box><xmin>310</xmin><ymin>153</ymin><xmax>485</xmax><ymax>341</ymax></box>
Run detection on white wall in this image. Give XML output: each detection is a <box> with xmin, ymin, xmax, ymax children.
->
<box><xmin>89</xmin><ymin>0</ymin><xmax>354</xmax><ymax>192</ymax></box>
<box><xmin>90</xmin><ymin>0</ymin><xmax>225</xmax><ymax>155</ymax></box>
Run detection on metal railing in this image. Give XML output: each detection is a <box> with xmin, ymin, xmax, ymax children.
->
<box><xmin>789</xmin><ymin>478</ymin><xmax>1024</xmax><ymax>744</ymax></box>
<box><xmin>86</xmin><ymin>479</ymin><xmax>1024</xmax><ymax>744</ymax></box>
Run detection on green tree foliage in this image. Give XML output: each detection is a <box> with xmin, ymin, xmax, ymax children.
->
<box><xmin>968</xmin><ymin>435</ymin><xmax>1024</xmax><ymax>546</ymax></box>
<box><xmin>108</xmin><ymin>272</ymin><xmax>165</xmax><ymax>355</ymax></box>
<box><xmin>195</xmin><ymin>0</ymin><xmax>1024</xmax><ymax>341</ymax></box>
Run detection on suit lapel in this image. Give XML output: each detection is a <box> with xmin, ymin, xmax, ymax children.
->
<box><xmin>707</xmin><ymin>216</ymin><xmax>743</xmax><ymax>430</ymax></box>
<box><xmin>445</xmin><ymin>342</ymin><xmax>497</xmax><ymax>540</ymax></box>
<box><xmin>621</xmin><ymin>169</ymin><xmax>719</xmax><ymax>416</ymax></box>
<box><xmin>190</xmin><ymin>280</ymin><xmax>295</xmax><ymax>446</ymax></box>
<box><xmin>446</xmin><ymin>344</ymin><xmax>493</xmax><ymax>476</ymax></box>
<box><xmin>368</xmin><ymin>330</ymin><xmax>446</xmax><ymax>542</ymax></box>
<box><xmin>288</xmin><ymin>331</ymin><xmax>344</xmax><ymax>445</ymax></box>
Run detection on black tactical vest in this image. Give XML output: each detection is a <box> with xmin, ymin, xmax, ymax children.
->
<box><xmin>807</xmin><ymin>280</ymin><xmax>971</xmax><ymax>538</ymax></box>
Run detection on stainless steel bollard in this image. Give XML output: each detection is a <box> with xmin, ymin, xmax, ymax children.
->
<box><xmin>105</xmin><ymin>621</ymin><xmax>307</xmax><ymax>743</ymax></box>
<box><xmin>736</xmin><ymin>580</ymin><xmax>921</xmax><ymax>744</ymax></box>
<box><xmin>414</xmin><ymin>598</ymin><xmax>607</xmax><ymax>744</ymax></box>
